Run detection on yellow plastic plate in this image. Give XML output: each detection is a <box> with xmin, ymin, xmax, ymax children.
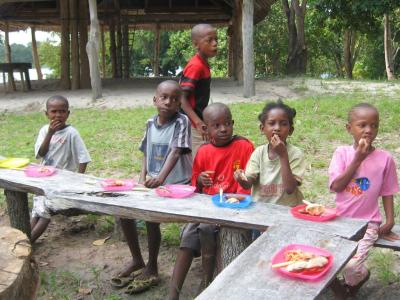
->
<box><xmin>0</xmin><ymin>158</ymin><xmax>30</xmax><ymax>169</ymax></box>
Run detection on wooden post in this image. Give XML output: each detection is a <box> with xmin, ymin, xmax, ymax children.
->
<box><xmin>31</xmin><ymin>27</ymin><xmax>43</xmax><ymax>81</ymax></box>
<box><xmin>242</xmin><ymin>0</ymin><xmax>255</xmax><ymax>97</ymax></box>
<box><xmin>87</xmin><ymin>0</ymin><xmax>102</xmax><ymax>100</ymax></box>
<box><xmin>154</xmin><ymin>24</ymin><xmax>161</xmax><ymax>77</ymax></box>
<box><xmin>101</xmin><ymin>25</ymin><xmax>106</xmax><ymax>78</ymax></box>
<box><xmin>4</xmin><ymin>22</ymin><xmax>16</xmax><ymax>92</ymax></box>
<box><xmin>227</xmin><ymin>26</ymin><xmax>233</xmax><ymax>78</ymax></box>
<box><xmin>70</xmin><ymin>0</ymin><xmax>80</xmax><ymax>90</ymax></box>
<box><xmin>115</xmin><ymin>0</ymin><xmax>122</xmax><ymax>78</ymax></box>
<box><xmin>79</xmin><ymin>0</ymin><xmax>91</xmax><ymax>88</ymax></box>
<box><xmin>60</xmin><ymin>0</ymin><xmax>70</xmax><ymax>90</ymax></box>
<box><xmin>232</xmin><ymin>0</ymin><xmax>243</xmax><ymax>82</ymax></box>
<box><xmin>109</xmin><ymin>19</ymin><xmax>117</xmax><ymax>78</ymax></box>
<box><xmin>122</xmin><ymin>15</ymin><xmax>130</xmax><ymax>79</ymax></box>
<box><xmin>216</xmin><ymin>227</ymin><xmax>252</xmax><ymax>272</ymax></box>
<box><xmin>4</xmin><ymin>190</ymin><xmax>31</xmax><ymax>239</ymax></box>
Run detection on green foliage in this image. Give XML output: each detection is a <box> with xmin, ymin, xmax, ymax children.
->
<box><xmin>369</xmin><ymin>249</ymin><xmax>400</xmax><ymax>284</ymax></box>
<box><xmin>161</xmin><ymin>223</ymin><xmax>181</xmax><ymax>246</ymax></box>
<box><xmin>38</xmin><ymin>39</ymin><xmax>61</xmax><ymax>78</ymax></box>
<box><xmin>39</xmin><ymin>270</ymin><xmax>80</xmax><ymax>299</ymax></box>
<box><xmin>0</xmin><ymin>42</ymin><xmax>32</xmax><ymax>64</ymax></box>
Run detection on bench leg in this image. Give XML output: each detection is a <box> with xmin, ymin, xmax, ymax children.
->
<box><xmin>20</xmin><ymin>71</ymin><xmax>26</xmax><ymax>91</ymax></box>
<box><xmin>4</xmin><ymin>190</ymin><xmax>31</xmax><ymax>239</ymax></box>
<box><xmin>25</xmin><ymin>69</ymin><xmax>32</xmax><ymax>90</ymax></box>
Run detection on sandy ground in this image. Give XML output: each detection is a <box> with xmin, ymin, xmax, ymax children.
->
<box><xmin>1</xmin><ymin>77</ymin><xmax>400</xmax><ymax>113</ymax></box>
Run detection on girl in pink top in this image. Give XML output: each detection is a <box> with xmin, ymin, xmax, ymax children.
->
<box><xmin>329</xmin><ymin>103</ymin><xmax>399</xmax><ymax>299</ymax></box>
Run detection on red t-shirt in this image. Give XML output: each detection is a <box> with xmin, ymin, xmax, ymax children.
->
<box><xmin>191</xmin><ymin>136</ymin><xmax>254</xmax><ymax>195</ymax></box>
<box><xmin>179</xmin><ymin>53</ymin><xmax>211</xmax><ymax>124</ymax></box>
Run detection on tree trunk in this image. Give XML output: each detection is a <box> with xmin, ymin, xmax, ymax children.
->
<box><xmin>79</xmin><ymin>0</ymin><xmax>91</xmax><ymax>88</ymax></box>
<box><xmin>283</xmin><ymin>0</ymin><xmax>307</xmax><ymax>75</ymax></box>
<box><xmin>31</xmin><ymin>27</ymin><xmax>43</xmax><ymax>81</ymax></box>
<box><xmin>70</xmin><ymin>0</ymin><xmax>80</xmax><ymax>90</ymax></box>
<box><xmin>242</xmin><ymin>0</ymin><xmax>255</xmax><ymax>97</ymax></box>
<box><xmin>87</xmin><ymin>0</ymin><xmax>102</xmax><ymax>100</ymax></box>
<box><xmin>0</xmin><ymin>227</ymin><xmax>38</xmax><ymax>300</ymax></box>
<box><xmin>122</xmin><ymin>16</ymin><xmax>130</xmax><ymax>79</ymax></box>
<box><xmin>4</xmin><ymin>190</ymin><xmax>31</xmax><ymax>238</ymax></box>
<box><xmin>109</xmin><ymin>19</ymin><xmax>117</xmax><ymax>79</ymax></box>
<box><xmin>60</xmin><ymin>0</ymin><xmax>70</xmax><ymax>89</ymax></box>
<box><xmin>232</xmin><ymin>0</ymin><xmax>243</xmax><ymax>82</ymax></box>
<box><xmin>343</xmin><ymin>29</ymin><xmax>357</xmax><ymax>79</ymax></box>
<box><xmin>4</xmin><ymin>22</ymin><xmax>16</xmax><ymax>91</ymax></box>
<box><xmin>216</xmin><ymin>227</ymin><xmax>252</xmax><ymax>272</ymax></box>
<box><xmin>153</xmin><ymin>24</ymin><xmax>161</xmax><ymax>77</ymax></box>
<box><xmin>384</xmin><ymin>13</ymin><xmax>395</xmax><ymax>80</ymax></box>
<box><xmin>101</xmin><ymin>25</ymin><xmax>106</xmax><ymax>78</ymax></box>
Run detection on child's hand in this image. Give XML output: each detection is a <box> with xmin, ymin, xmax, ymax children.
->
<box><xmin>198</xmin><ymin>171</ymin><xmax>213</xmax><ymax>187</ymax></box>
<box><xmin>196</xmin><ymin>121</ymin><xmax>209</xmax><ymax>141</ymax></box>
<box><xmin>380</xmin><ymin>231</ymin><xmax>400</xmax><ymax>242</ymax></box>
<box><xmin>234</xmin><ymin>169</ymin><xmax>248</xmax><ymax>184</ymax></box>
<box><xmin>378</xmin><ymin>222</ymin><xmax>397</xmax><ymax>240</ymax></box>
<box><xmin>355</xmin><ymin>138</ymin><xmax>370</xmax><ymax>162</ymax></box>
<box><xmin>270</xmin><ymin>134</ymin><xmax>287</xmax><ymax>157</ymax></box>
<box><xmin>144</xmin><ymin>177</ymin><xmax>163</xmax><ymax>188</ymax></box>
<box><xmin>48</xmin><ymin>119</ymin><xmax>63</xmax><ymax>133</ymax></box>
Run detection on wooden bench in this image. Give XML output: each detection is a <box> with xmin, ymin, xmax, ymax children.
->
<box><xmin>0</xmin><ymin>63</ymin><xmax>32</xmax><ymax>92</ymax></box>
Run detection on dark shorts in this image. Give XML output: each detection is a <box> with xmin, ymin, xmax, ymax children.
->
<box><xmin>180</xmin><ymin>223</ymin><xmax>218</xmax><ymax>257</ymax></box>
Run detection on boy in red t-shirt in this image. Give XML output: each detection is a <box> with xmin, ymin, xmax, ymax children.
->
<box><xmin>167</xmin><ymin>103</ymin><xmax>254</xmax><ymax>300</ymax></box>
<box><xmin>180</xmin><ymin>23</ymin><xmax>218</xmax><ymax>157</ymax></box>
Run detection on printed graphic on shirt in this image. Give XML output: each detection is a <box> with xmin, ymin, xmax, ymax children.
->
<box><xmin>233</xmin><ymin>160</ymin><xmax>241</xmax><ymax>171</ymax></box>
<box><xmin>346</xmin><ymin>177</ymin><xmax>370</xmax><ymax>196</ymax></box>
<box><xmin>260</xmin><ymin>183</ymin><xmax>285</xmax><ymax>197</ymax></box>
<box><xmin>149</xmin><ymin>143</ymin><xmax>169</xmax><ymax>174</ymax></box>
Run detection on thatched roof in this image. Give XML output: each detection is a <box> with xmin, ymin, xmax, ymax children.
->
<box><xmin>0</xmin><ymin>0</ymin><xmax>276</xmax><ymax>32</ymax></box>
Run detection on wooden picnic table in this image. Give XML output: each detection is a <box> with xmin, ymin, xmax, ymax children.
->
<box><xmin>0</xmin><ymin>63</ymin><xmax>32</xmax><ymax>92</ymax></box>
<box><xmin>197</xmin><ymin>225</ymin><xmax>358</xmax><ymax>300</ymax></box>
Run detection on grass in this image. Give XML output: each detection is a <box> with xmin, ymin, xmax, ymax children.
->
<box><xmin>1</xmin><ymin>92</ymin><xmax>400</xmax><ymax>296</ymax></box>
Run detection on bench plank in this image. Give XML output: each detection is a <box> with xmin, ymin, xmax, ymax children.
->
<box><xmin>197</xmin><ymin>225</ymin><xmax>357</xmax><ymax>300</ymax></box>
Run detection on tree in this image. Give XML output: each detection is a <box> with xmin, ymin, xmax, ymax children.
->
<box><xmin>38</xmin><ymin>39</ymin><xmax>61</xmax><ymax>78</ymax></box>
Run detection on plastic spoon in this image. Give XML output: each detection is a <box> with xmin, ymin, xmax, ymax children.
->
<box><xmin>219</xmin><ymin>188</ymin><xmax>223</xmax><ymax>203</ymax></box>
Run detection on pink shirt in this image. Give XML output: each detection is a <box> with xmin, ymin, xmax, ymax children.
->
<box><xmin>329</xmin><ymin>146</ymin><xmax>399</xmax><ymax>223</ymax></box>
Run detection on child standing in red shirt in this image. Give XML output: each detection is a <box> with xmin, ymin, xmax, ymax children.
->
<box><xmin>167</xmin><ymin>103</ymin><xmax>254</xmax><ymax>300</ymax></box>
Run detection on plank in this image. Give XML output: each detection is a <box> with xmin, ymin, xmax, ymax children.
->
<box><xmin>0</xmin><ymin>166</ymin><xmax>367</xmax><ymax>240</ymax></box>
<box><xmin>197</xmin><ymin>225</ymin><xmax>358</xmax><ymax>300</ymax></box>
<box><xmin>375</xmin><ymin>224</ymin><xmax>400</xmax><ymax>250</ymax></box>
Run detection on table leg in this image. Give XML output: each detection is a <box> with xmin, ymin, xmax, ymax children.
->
<box><xmin>4</xmin><ymin>190</ymin><xmax>31</xmax><ymax>239</ymax></box>
<box><xmin>7</xmin><ymin>71</ymin><xmax>16</xmax><ymax>91</ymax></box>
<box><xmin>2</xmin><ymin>71</ymin><xmax>6</xmax><ymax>92</ymax></box>
<box><xmin>25</xmin><ymin>69</ymin><xmax>31</xmax><ymax>90</ymax></box>
<box><xmin>20</xmin><ymin>71</ymin><xmax>26</xmax><ymax>91</ymax></box>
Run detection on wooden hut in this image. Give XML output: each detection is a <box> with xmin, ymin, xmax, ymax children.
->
<box><xmin>0</xmin><ymin>0</ymin><xmax>276</xmax><ymax>98</ymax></box>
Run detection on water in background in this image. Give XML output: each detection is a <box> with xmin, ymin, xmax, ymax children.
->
<box><xmin>0</xmin><ymin>67</ymin><xmax>53</xmax><ymax>83</ymax></box>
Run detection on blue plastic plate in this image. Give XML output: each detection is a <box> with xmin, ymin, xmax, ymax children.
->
<box><xmin>211</xmin><ymin>193</ymin><xmax>253</xmax><ymax>209</ymax></box>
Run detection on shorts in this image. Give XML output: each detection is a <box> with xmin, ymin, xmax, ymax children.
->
<box><xmin>180</xmin><ymin>223</ymin><xmax>218</xmax><ymax>257</ymax></box>
<box><xmin>31</xmin><ymin>196</ymin><xmax>52</xmax><ymax>219</ymax></box>
<box><xmin>191</xmin><ymin>129</ymin><xmax>205</xmax><ymax>160</ymax></box>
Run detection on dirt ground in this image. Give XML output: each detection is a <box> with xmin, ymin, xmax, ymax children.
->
<box><xmin>1</xmin><ymin>78</ymin><xmax>400</xmax><ymax>299</ymax></box>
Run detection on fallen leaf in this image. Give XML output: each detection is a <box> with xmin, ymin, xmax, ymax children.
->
<box><xmin>78</xmin><ymin>287</ymin><xmax>92</xmax><ymax>295</ymax></box>
<box><xmin>92</xmin><ymin>236</ymin><xmax>111</xmax><ymax>246</ymax></box>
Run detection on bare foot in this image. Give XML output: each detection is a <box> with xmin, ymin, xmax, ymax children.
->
<box><xmin>134</xmin><ymin>265</ymin><xmax>158</xmax><ymax>281</ymax></box>
<box><xmin>117</xmin><ymin>260</ymin><xmax>145</xmax><ymax>278</ymax></box>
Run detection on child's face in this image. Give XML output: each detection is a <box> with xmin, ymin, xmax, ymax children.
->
<box><xmin>260</xmin><ymin>108</ymin><xmax>293</xmax><ymax>143</ymax></box>
<box><xmin>205</xmin><ymin>110</ymin><xmax>234</xmax><ymax>147</ymax></box>
<box><xmin>195</xmin><ymin>28</ymin><xmax>218</xmax><ymax>58</ymax></box>
<box><xmin>153</xmin><ymin>84</ymin><xmax>181</xmax><ymax>120</ymax></box>
<box><xmin>45</xmin><ymin>100</ymin><xmax>69</xmax><ymax>126</ymax></box>
<box><xmin>346</xmin><ymin>108</ymin><xmax>379</xmax><ymax>145</ymax></box>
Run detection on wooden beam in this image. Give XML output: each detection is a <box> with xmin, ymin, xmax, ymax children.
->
<box><xmin>4</xmin><ymin>22</ymin><xmax>16</xmax><ymax>92</ymax></box>
<box><xmin>227</xmin><ymin>25</ymin><xmax>233</xmax><ymax>78</ymax></box>
<box><xmin>60</xmin><ymin>0</ymin><xmax>70</xmax><ymax>90</ymax></box>
<box><xmin>109</xmin><ymin>19</ymin><xmax>117</xmax><ymax>79</ymax></box>
<box><xmin>115</xmin><ymin>0</ymin><xmax>122</xmax><ymax>78</ymax></box>
<box><xmin>30</xmin><ymin>27</ymin><xmax>43</xmax><ymax>80</ymax></box>
<box><xmin>79</xmin><ymin>0</ymin><xmax>91</xmax><ymax>89</ymax></box>
<box><xmin>101</xmin><ymin>25</ymin><xmax>106</xmax><ymax>78</ymax></box>
<box><xmin>122</xmin><ymin>15</ymin><xmax>130</xmax><ymax>79</ymax></box>
<box><xmin>70</xmin><ymin>0</ymin><xmax>80</xmax><ymax>90</ymax></box>
<box><xmin>232</xmin><ymin>0</ymin><xmax>243</xmax><ymax>82</ymax></box>
<box><xmin>87</xmin><ymin>0</ymin><xmax>102</xmax><ymax>100</ymax></box>
<box><xmin>153</xmin><ymin>23</ymin><xmax>160</xmax><ymax>77</ymax></box>
<box><xmin>242</xmin><ymin>0</ymin><xmax>255</xmax><ymax>97</ymax></box>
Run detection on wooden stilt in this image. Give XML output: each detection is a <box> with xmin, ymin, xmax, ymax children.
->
<box><xmin>60</xmin><ymin>0</ymin><xmax>70</xmax><ymax>89</ymax></box>
<box><xmin>4</xmin><ymin>23</ymin><xmax>16</xmax><ymax>92</ymax></box>
<box><xmin>87</xmin><ymin>0</ymin><xmax>102</xmax><ymax>100</ymax></box>
<box><xmin>31</xmin><ymin>27</ymin><xmax>43</xmax><ymax>81</ymax></box>
<box><xmin>115</xmin><ymin>0</ymin><xmax>122</xmax><ymax>78</ymax></box>
<box><xmin>232</xmin><ymin>0</ymin><xmax>243</xmax><ymax>83</ymax></box>
<box><xmin>109</xmin><ymin>19</ymin><xmax>117</xmax><ymax>79</ymax></box>
<box><xmin>122</xmin><ymin>15</ymin><xmax>130</xmax><ymax>79</ymax></box>
<box><xmin>79</xmin><ymin>0</ymin><xmax>91</xmax><ymax>88</ymax></box>
<box><xmin>70</xmin><ymin>0</ymin><xmax>80</xmax><ymax>90</ymax></box>
<box><xmin>154</xmin><ymin>24</ymin><xmax>161</xmax><ymax>77</ymax></box>
<box><xmin>242</xmin><ymin>0</ymin><xmax>255</xmax><ymax>97</ymax></box>
<box><xmin>101</xmin><ymin>25</ymin><xmax>106</xmax><ymax>78</ymax></box>
<box><xmin>227</xmin><ymin>26</ymin><xmax>233</xmax><ymax>78</ymax></box>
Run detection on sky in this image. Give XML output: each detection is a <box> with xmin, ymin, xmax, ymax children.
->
<box><xmin>0</xmin><ymin>30</ymin><xmax>59</xmax><ymax>45</ymax></box>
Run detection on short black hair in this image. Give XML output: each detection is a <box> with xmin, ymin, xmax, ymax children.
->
<box><xmin>156</xmin><ymin>80</ymin><xmax>181</xmax><ymax>94</ymax></box>
<box><xmin>203</xmin><ymin>103</ymin><xmax>232</xmax><ymax>125</ymax></box>
<box><xmin>191</xmin><ymin>23</ymin><xmax>215</xmax><ymax>42</ymax></box>
<box><xmin>46</xmin><ymin>95</ymin><xmax>69</xmax><ymax>110</ymax></box>
<box><xmin>258</xmin><ymin>100</ymin><xmax>296</xmax><ymax>127</ymax></box>
<box><xmin>348</xmin><ymin>102</ymin><xmax>379</xmax><ymax>122</ymax></box>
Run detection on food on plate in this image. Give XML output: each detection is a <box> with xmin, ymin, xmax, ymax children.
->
<box><xmin>272</xmin><ymin>249</ymin><xmax>329</xmax><ymax>273</ymax></box>
<box><xmin>224</xmin><ymin>195</ymin><xmax>246</xmax><ymax>203</ymax></box>
<box><xmin>38</xmin><ymin>166</ymin><xmax>52</xmax><ymax>173</ymax></box>
<box><xmin>299</xmin><ymin>200</ymin><xmax>326</xmax><ymax>216</ymax></box>
<box><xmin>112</xmin><ymin>180</ymin><xmax>125</xmax><ymax>186</ymax></box>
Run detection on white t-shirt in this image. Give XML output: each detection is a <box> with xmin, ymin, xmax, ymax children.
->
<box><xmin>34</xmin><ymin>125</ymin><xmax>91</xmax><ymax>172</ymax></box>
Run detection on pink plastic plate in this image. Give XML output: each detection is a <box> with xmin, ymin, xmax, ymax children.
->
<box><xmin>291</xmin><ymin>204</ymin><xmax>337</xmax><ymax>222</ymax></box>
<box><xmin>101</xmin><ymin>179</ymin><xmax>135</xmax><ymax>191</ymax></box>
<box><xmin>24</xmin><ymin>166</ymin><xmax>56</xmax><ymax>177</ymax></box>
<box><xmin>271</xmin><ymin>244</ymin><xmax>334</xmax><ymax>281</ymax></box>
<box><xmin>155</xmin><ymin>184</ymin><xmax>196</xmax><ymax>198</ymax></box>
